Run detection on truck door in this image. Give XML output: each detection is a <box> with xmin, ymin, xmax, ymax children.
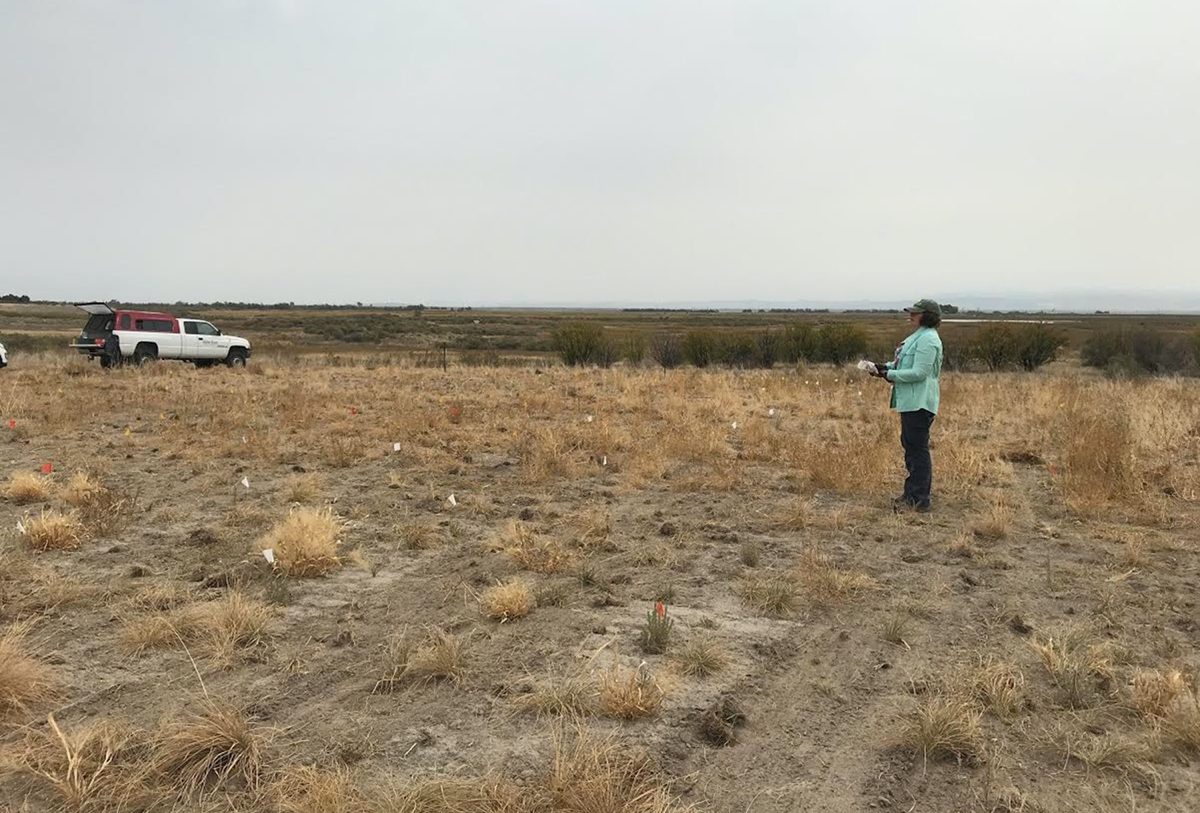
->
<box><xmin>194</xmin><ymin>321</ymin><xmax>226</xmax><ymax>359</ymax></box>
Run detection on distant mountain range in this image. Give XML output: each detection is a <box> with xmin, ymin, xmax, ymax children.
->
<box><xmin>382</xmin><ymin>289</ymin><xmax>1200</xmax><ymax>313</ymax></box>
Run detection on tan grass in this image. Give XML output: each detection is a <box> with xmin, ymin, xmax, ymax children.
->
<box><xmin>514</xmin><ymin>670</ymin><xmax>594</xmax><ymax>718</ymax></box>
<box><xmin>597</xmin><ymin>663</ymin><xmax>664</xmax><ymax>720</ymax></box>
<box><xmin>259</xmin><ymin>507</ymin><xmax>342</xmax><ymax>577</ymax></box>
<box><xmin>967</xmin><ymin>656</ymin><xmax>1025</xmax><ymax>718</ymax></box>
<box><xmin>1162</xmin><ymin>692</ymin><xmax>1200</xmax><ymax>754</ymax></box>
<box><xmin>271</xmin><ymin>764</ymin><xmax>371</xmax><ymax>813</ymax></box>
<box><xmin>121</xmin><ymin>592</ymin><xmax>273</xmax><ymax>665</ymax></box>
<box><xmin>548</xmin><ymin>728</ymin><xmax>685</xmax><ymax>813</ymax></box>
<box><xmin>282</xmin><ymin>472</ymin><xmax>323</xmax><ymax>504</ymax></box>
<box><xmin>1128</xmin><ymin>668</ymin><xmax>1189</xmax><ymax>718</ymax></box>
<box><xmin>0</xmin><ymin>622</ymin><xmax>58</xmax><ymax>717</ymax></box>
<box><xmin>795</xmin><ymin>548</ymin><xmax>876</xmax><ymax>609</ymax></box>
<box><xmin>1030</xmin><ymin>628</ymin><xmax>1113</xmax><ymax>708</ymax></box>
<box><xmin>18</xmin><ymin>715</ymin><xmax>148</xmax><ymax>812</ymax></box>
<box><xmin>381</xmin><ymin>776</ymin><xmax>528</xmax><ymax>813</ymax></box>
<box><xmin>22</xmin><ymin>510</ymin><xmax>85</xmax><ymax>551</ymax></box>
<box><xmin>4</xmin><ymin>471</ymin><xmax>51</xmax><ymax>504</ymax></box>
<box><xmin>59</xmin><ymin>471</ymin><xmax>103</xmax><ymax>507</ymax></box>
<box><xmin>899</xmin><ymin>695</ymin><xmax>983</xmax><ymax>764</ymax></box>
<box><xmin>971</xmin><ymin>498</ymin><xmax>1014</xmax><ymax>540</ymax></box>
<box><xmin>480</xmin><ymin>580</ymin><xmax>536</xmax><ymax>622</ymax></box>
<box><xmin>737</xmin><ymin>575</ymin><xmax>798</xmax><ymax>618</ymax></box>
<box><xmin>397</xmin><ymin>521</ymin><xmax>441</xmax><ymax>550</ymax></box>
<box><xmin>672</xmin><ymin>636</ymin><xmax>728</xmax><ymax>678</ymax></box>
<box><xmin>498</xmin><ymin>520</ymin><xmax>573</xmax><ymax>574</ymax></box>
<box><xmin>152</xmin><ymin>700</ymin><xmax>266</xmax><ymax>797</ymax></box>
<box><xmin>372</xmin><ymin>629</ymin><xmax>466</xmax><ymax>692</ymax></box>
<box><xmin>1060</xmin><ymin>409</ymin><xmax>1138</xmax><ymax>506</ymax></box>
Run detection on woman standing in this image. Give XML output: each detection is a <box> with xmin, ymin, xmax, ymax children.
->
<box><xmin>871</xmin><ymin>299</ymin><xmax>944</xmax><ymax>512</ymax></box>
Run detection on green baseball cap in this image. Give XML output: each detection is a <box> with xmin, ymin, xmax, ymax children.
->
<box><xmin>904</xmin><ymin>298</ymin><xmax>942</xmax><ymax>315</ymax></box>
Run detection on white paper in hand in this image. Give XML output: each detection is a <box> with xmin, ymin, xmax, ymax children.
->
<box><xmin>856</xmin><ymin>360</ymin><xmax>876</xmax><ymax>373</ymax></box>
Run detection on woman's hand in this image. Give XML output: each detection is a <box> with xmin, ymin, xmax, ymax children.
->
<box><xmin>873</xmin><ymin>363</ymin><xmax>889</xmax><ymax>378</ymax></box>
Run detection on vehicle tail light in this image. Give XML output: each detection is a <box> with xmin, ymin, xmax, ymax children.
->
<box><xmin>94</xmin><ymin>339</ymin><xmax>105</xmax><ymax>346</ymax></box>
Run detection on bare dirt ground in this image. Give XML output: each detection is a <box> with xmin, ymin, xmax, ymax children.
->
<box><xmin>1</xmin><ymin>355</ymin><xmax>1198</xmax><ymax>812</ymax></box>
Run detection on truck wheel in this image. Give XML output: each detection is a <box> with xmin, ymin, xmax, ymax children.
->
<box><xmin>225</xmin><ymin>349</ymin><xmax>247</xmax><ymax>368</ymax></box>
<box><xmin>133</xmin><ymin>344</ymin><xmax>158</xmax><ymax>365</ymax></box>
<box><xmin>100</xmin><ymin>356</ymin><xmax>113</xmax><ymax>369</ymax></box>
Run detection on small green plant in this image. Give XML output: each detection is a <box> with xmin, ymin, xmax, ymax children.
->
<box><xmin>639</xmin><ymin>602</ymin><xmax>673</xmax><ymax>654</ymax></box>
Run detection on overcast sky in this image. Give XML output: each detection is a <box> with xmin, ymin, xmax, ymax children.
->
<box><xmin>2</xmin><ymin>1</ymin><xmax>1199</xmax><ymax>306</ymax></box>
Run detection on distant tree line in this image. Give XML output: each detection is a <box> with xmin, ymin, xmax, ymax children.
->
<box><xmin>1</xmin><ymin>294</ymin><xmax>31</xmax><ymax>303</ymax></box>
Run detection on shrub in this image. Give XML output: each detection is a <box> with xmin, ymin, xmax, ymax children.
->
<box><xmin>755</xmin><ymin>332</ymin><xmax>780</xmax><ymax>368</ymax></box>
<box><xmin>813</xmin><ymin>323</ymin><xmax>867</xmax><ymax>364</ymax></box>
<box><xmin>1014</xmin><ymin>324</ymin><xmax>1063</xmax><ymax>371</ymax></box>
<box><xmin>682</xmin><ymin>331</ymin><xmax>717</xmax><ymax>367</ymax></box>
<box><xmin>619</xmin><ymin>333</ymin><xmax>647</xmax><ymax>365</ymax></box>
<box><xmin>153</xmin><ymin>701</ymin><xmax>266</xmax><ymax>797</ymax></box>
<box><xmin>648</xmin><ymin>334</ymin><xmax>682</xmax><ymax>368</ymax></box>
<box><xmin>717</xmin><ymin>332</ymin><xmax>758</xmax><ymax>368</ymax></box>
<box><xmin>969</xmin><ymin>324</ymin><xmax>1018</xmax><ymax>371</ymax></box>
<box><xmin>780</xmin><ymin>324</ymin><xmax>817</xmax><ymax>363</ymax></box>
<box><xmin>1082</xmin><ymin>328</ymin><xmax>1199</xmax><ymax>376</ymax></box>
<box><xmin>552</xmin><ymin>323</ymin><xmax>615</xmax><ymax>367</ymax></box>
<box><xmin>22</xmin><ymin>511</ymin><xmax>84</xmax><ymax>551</ymax></box>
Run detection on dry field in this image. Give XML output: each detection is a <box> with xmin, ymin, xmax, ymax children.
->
<box><xmin>1</xmin><ymin>354</ymin><xmax>1199</xmax><ymax>812</ymax></box>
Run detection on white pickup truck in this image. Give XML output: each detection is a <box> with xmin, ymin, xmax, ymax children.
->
<box><xmin>0</xmin><ymin>340</ymin><xmax>7</xmax><ymax>369</ymax></box>
<box><xmin>70</xmin><ymin>303</ymin><xmax>251</xmax><ymax>368</ymax></box>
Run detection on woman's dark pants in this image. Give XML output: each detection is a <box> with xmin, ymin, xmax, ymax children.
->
<box><xmin>900</xmin><ymin>409</ymin><xmax>935</xmax><ymax>508</ymax></box>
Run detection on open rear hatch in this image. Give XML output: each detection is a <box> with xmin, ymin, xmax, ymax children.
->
<box><xmin>72</xmin><ymin>302</ymin><xmax>116</xmax><ymax>351</ymax></box>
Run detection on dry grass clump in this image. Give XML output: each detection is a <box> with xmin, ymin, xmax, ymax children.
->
<box><xmin>672</xmin><ymin>636</ymin><xmax>729</xmax><ymax>678</ymax></box>
<box><xmin>971</xmin><ymin>498</ymin><xmax>1015</xmax><ymax>540</ymax></box>
<box><xmin>1162</xmin><ymin>693</ymin><xmax>1200</xmax><ymax>754</ymax></box>
<box><xmin>153</xmin><ymin>700</ymin><xmax>266</xmax><ymax>797</ymax></box>
<box><xmin>773</xmin><ymin>497</ymin><xmax>816</xmax><ymax>531</ymax></box>
<box><xmin>523</xmin><ymin>426</ymin><xmax>584</xmax><ymax>482</ymax></box>
<box><xmin>898</xmin><ymin>695</ymin><xmax>983</xmax><ymax>765</ymax></box>
<box><xmin>16</xmin><ymin>715</ymin><xmax>149</xmax><ymax>812</ymax></box>
<box><xmin>122</xmin><ymin>592</ymin><xmax>273</xmax><ymax>665</ymax></box>
<box><xmin>259</xmin><ymin>507</ymin><xmax>342</xmax><ymax>577</ymax></box>
<box><xmin>0</xmin><ymin>622</ymin><xmax>58</xmax><ymax>717</ymax></box>
<box><xmin>738</xmin><ymin>575</ymin><xmax>798</xmax><ymax>618</ymax></box>
<box><xmin>479</xmin><ymin>580</ymin><xmax>536</xmax><ymax>622</ymax></box>
<box><xmin>514</xmin><ymin>670</ymin><xmax>594</xmax><ymax>718</ymax></box>
<box><xmin>795</xmin><ymin>548</ymin><xmax>876</xmax><ymax>609</ymax></box>
<box><xmin>597</xmin><ymin>663</ymin><xmax>665</xmax><ymax>720</ymax></box>
<box><xmin>59</xmin><ymin>471</ymin><xmax>103</xmax><ymax>506</ymax></box>
<box><xmin>4</xmin><ymin>471</ymin><xmax>51</xmax><ymax>504</ymax></box>
<box><xmin>22</xmin><ymin>510</ymin><xmax>85</xmax><ymax>551</ymax></box>
<box><xmin>1060</xmin><ymin>409</ymin><xmax>1138</xmax><ymax>506</ymax></box>
<box><xmin>383</xmin><ymin>777</ymin><xmax>528</xmax><ymax>813</ymax></box>
<box><xmin>1128</xmin><ymin>668</ymin><xmax>1189</xmax><ymax>718</ymax></box>
<box><xmin>498</xmin><ymin>520</ymin><xmax>574</xmax><ymax>574</ymax></box>
<box><xmin>271</xmin><ymin>764</ymin><xmax>371</xmax><ymax>813</ymax></box>
<box><xmin>1052</xmin><ymin>725</ymin><xmax>1159</xmax><ymax>787</ymax></box>
<box><xmin>282</xmin><ymin>472</ymin><xmax>323</xmax><ymax>504</ymax></box>
<box><xmin>548</xmin><ymin>728</ymin><xmax>685</xmax><ymax>813</ymax></box>
<box><xmin>397</xmin><ymin>521</ymin><xmax>442</xmax><ymax>550</ymax></box>
<box><xmin>1030</xmin><ymin>628</ymin><xmax>1113</xmax><ymax>708</ymax></box>
<box><xmin>372</xmin><ymin>629</ymin><xmax>467</xmax><ymax>693</ymax></box>
<box><xmin>967</xmin><ymin>656</ymin><xmax>1025</xmax><ymax>718</ymax></box>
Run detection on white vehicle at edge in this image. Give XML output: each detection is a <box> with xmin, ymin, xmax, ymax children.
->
<box><xmin>69</xmin><ymin>303</ymin><xmax>251</xmax><ymax>368</ymax></box>
<box><xmin>0</xmin><ymin>340</ymin><xmax>7</xmax><ymax>369</ymax></box>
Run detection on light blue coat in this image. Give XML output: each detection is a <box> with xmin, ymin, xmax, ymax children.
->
<box><xmin>885</xmin><ymin>327</ymin><xmax>943</xmax><ymax>414</ymax></box>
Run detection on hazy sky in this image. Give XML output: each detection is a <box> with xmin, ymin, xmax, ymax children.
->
<box><xmin>3</xmin><ymin>1</ymin><xmax>1199</xmax><ymax>306</ymax></box>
